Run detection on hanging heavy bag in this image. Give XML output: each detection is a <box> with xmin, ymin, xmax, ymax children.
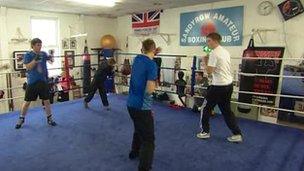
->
<box><xmin>121</xmin><ymin>58</ymin><xmax>131</xmax><ymax>75</ymax></box>
<box><xmin>238</xmin><ymin>38</ymin><xmax>256</xmax><ymax>113</ymax></box>
<box><xmin>82</xmin><ymin>40</ymin><xmax>91</xmax><ymax>94</ymax></box>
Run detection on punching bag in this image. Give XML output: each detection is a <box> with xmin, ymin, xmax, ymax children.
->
<box><xmin>121</xmin><ymin>58</ymin><xmax>131</xmax><ymax>75</ymax></box>
<box><xmin>237</xmin><ymin>38</ymin><xmax>256</xmax><ymax>113</ymax></box>
<box><xmin>83</xmin><ymin>40</ymin><xmax>91</xmax><ymax>94</ymax></box>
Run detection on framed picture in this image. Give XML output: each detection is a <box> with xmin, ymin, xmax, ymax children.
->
<box><xmin>278</xmin><ymin>0</ymin><xmax>304</xmax><ymax>21</ymax></box>
<box><xmin>70</xmin><ymin>38</ymin><xmax>77</xmax><ymax>49</ymax></box>
<box><xmin>64</xmin><ymin>50</ymin><xmax>75</xmax><ymax>68</ymax></box>
<box><xmin>62</xmin><ymin>38</ymin><xmax>69</xmax><ymax>49</ymax></box>
<box><xmin>13</xmin><ymin>51</ymin><xmax>28</xmax><ymax>71</ymax></box>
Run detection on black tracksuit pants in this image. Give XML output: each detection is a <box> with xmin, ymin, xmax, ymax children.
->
<box><xmin>84</xmin><ymin>79</ymin><xmax>109</xmax><ymax>106</ymax></box>
<box><xmin>128</xmin><ymin>107</ymin><xmax>155</xmax><ymax>171</ymax></box>
<box><xmin>201</xmin><ymin>83</ymin><xmax>242</xmax><ymax>135</ymax></box>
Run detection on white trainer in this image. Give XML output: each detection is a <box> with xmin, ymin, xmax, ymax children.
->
<box><xmin>227</xmin><ymin>134</ymin><xmax>243</xmax><ymax>143</ymax></box>
<box><xmin>196</xmin><ymin>132</ymin><xmax>211</xmax><ymax>139</ymax></box>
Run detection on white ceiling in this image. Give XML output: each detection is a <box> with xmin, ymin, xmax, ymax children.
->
<box><xmin>0</xmin><ymin>0</ymin><xmax>228</xmax><ymax>17</ymax></box>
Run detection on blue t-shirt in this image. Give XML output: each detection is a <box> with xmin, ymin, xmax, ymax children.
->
<box><xmin>127</xmin><ymin>54</ymin><xmax>157</xmax><ymax>110</ymax></box>
<box><xmin>24</xmin><ymin>51</ymin><xmax>49</xmax><ymax>85</ymax></box>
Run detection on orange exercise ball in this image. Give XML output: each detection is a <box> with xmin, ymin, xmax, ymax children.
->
<box><xmin>100</xmin><ymin>35</ymin><xmax>116</xmax><ymax>49</ymax></box>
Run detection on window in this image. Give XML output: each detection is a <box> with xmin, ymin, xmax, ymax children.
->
<box><xmin>31</xmin><ymin>17</ymin><xmax>61</xmax><ymax>77</ymax></box>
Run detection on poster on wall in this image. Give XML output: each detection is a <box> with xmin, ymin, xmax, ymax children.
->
<box><xmin>70</xmin><ymin>38</ymin><xmax>77</xmax><ymax>49</ymax></box>
<box><xmin>237</xmin><ymin>39</ymin><xmax>285</xmax><ymax>120</ymax></box>
<box><xmin>132</xmin><ymin>10</ymin><xmax>161</xmax><ymax>35</ymax></box>
<box><xmin>64</xmin><ymin>50</ymin><xmax>75</xmax><ymax>69</ymax></box>
<box><xmin>62</xmin><ymin>39</ymin><xmax>69</xmax><ymax>49</ymax></box>
<box><xmin>13</xmin><ymin>51</ymin><xmax>28</xmax><ymax>71</ymax></box>
<box><xmin>180</xmin><ymin>6</ymin><xmax>244</xmax><ymax>46</ymax></box>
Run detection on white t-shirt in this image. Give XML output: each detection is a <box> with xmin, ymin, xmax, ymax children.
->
<box><xmin>208</xmin><ymin>46</ymin><xmax>233</xmax><ymax>86</ymax></box>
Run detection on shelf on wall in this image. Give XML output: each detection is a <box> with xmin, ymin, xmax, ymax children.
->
<box><xmin>128</xmin><ymin>33</ymin><xmax>176</xmax><ymax>45</ymax></box>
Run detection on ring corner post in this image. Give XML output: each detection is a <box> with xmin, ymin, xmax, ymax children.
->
<box><xmin>191</xmin><ymin>56</ymin><xmax>197</xmax><ymax>96</ymax></box>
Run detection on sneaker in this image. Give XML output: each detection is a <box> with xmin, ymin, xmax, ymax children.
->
<box><xmin>129</xmin><ymin>150</ymin><xmax>139</xmax><ymax>160</ymax></box>
<box><xmin>84</xmin><ymin>101</ymin><xmax>89</xmax><ymax>108</ymax></box>
<box><xmin>196</xmin><ymin>131</ymin><xmax>210</xmax><ymax>139</ymax></box>
<box><xmin>227</xmin><ymin>134</ymin><xmax>243</xmax><ymax>143</ymax></box>
<box><xmin>15</xmin><ymin>116</ymin><xmax>25</xmax><ymax>129</ymax></box>
<box><xmin>105</xmin><ymin>106</ymin><xmax>111</xmax><ymax>111</ymax></box>
<box><xmin>47</xmin><ymin>115</ymin><xmax>57</xmax><ymax>126</ymax></box>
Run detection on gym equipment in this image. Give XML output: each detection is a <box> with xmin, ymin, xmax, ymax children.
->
<box><xmin>83</xmin><ymin>40</ymin><xmax>91</xmax><ymax>94</ymax></box>
<box><xmin>121</xmin><ymin>59</ymin><xmax>131</xmax><ymax>75</ymax></box>
<box><xmin>100</xmin><ymin>35</ymin><xmax>116</xmax><ymax>49</ymax></box>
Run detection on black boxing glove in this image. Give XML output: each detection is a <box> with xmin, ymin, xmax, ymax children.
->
<box><xmin>34</xmin><ymin>53</ymin><xmax>42</xmax><ymax>61</ymax></box>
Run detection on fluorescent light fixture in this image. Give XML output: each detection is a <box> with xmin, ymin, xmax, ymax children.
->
<box><xmin>71</xmin><ymin>33</ymin><xmax>88</xmax><ymax>38</ymax></box>
<box><xmin>66</xmin><ymin>0</ymin><xmax>116</xmax><ymax>7</ymax></box>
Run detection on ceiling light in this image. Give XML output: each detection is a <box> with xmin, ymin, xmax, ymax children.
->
<box><xmin>66</xmin><ymin>0</ymin><xmax>116</xmax><ymax>7</ymax></box>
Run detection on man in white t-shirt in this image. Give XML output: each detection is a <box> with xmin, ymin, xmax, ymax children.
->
<box><xmin>196</xmin><ymin>33</ymin><xmax>243</xmax><ymax>143</ymax></box>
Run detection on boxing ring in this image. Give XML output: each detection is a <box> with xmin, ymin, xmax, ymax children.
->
<box><xmin>0</xmin><ymin>52</ymin><xmax>304</xmax><ymax>170</ymax></box>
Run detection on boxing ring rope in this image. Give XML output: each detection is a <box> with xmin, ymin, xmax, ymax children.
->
<box><xmin>231</xmin><ymin>57</ymin><xmax>304</xmax><ymax>60</ymax></box>
<box><xmin>0</xmin><ymin>71</ymin><xmax>91</xmax><ymax>94</ymax></box>
<box><xmin>0</xmin><ymin>53</ymin><xmax>100</xmax><ymax>61</ymax></box>
<box><xmin>1</xmin><ymin>52</ymin><xmax>304</xmax><ymax>116</ymax></box>
<box><xmin>118</xmin><ymin>64</ymin><xmax>189</xmax><ymax>71</ymax></box>
<box><xmin>0</xmin><ymin>77</ymin><xmax>86</xmax><ymax>102</ymax></box>
<box><xmin>0</xmin><ymin>86</ymin><xmax>23</xmax><ymax>91</ymax></box>
<box><xmin>0</xmin><ymin>85</ymin><xmax>86</xmax><ymax>102</ymax></box>
<box><xmin>238</xmin><ymin>73</ymin><xmax>304</xmax><ymax>79</ymax></box>
<box><xmin>195</xmin><ymin>70</ymin><xmax>304</xmax><ymax>79</ymax></box>
<box><xmin>193</xmin><ymin>95</ymin><xmax>304</xmax><ymax>115</ymax></box>
<box><xmin>115</xmin><ymin>74</ymin><xmax>304</xmax><ymax>100</ymax></box>
<box><xmin>0</xmin><ymin>96</ymin><xmax>24</xmax><ymax>102</ymax></box>
<box><xmin>117</xmin><ymin>52</ymin><xmax>188</xmax><ymax>58</ymax></box>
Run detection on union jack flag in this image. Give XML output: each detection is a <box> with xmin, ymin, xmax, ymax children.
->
<box><xmin>132</xmin><ymin>10</ymin><xmax>161</xmax><ymax>29</ymax></box>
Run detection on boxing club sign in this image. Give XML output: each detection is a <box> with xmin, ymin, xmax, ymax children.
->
<box><xmin>180</xmin><ymin>6</ymin><xmax>244</xmax><ymax>46</ymax></box>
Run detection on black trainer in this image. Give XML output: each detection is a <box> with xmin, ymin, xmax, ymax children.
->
<box><xmin>129</xmin><ymin>150</ymin><xmax>139</xmax><ymax>160</ymax></box>
<box><xmin>84</xmin><ymin>101</ymin><xmax>89</xmax><ymax>108</ymax></box>
<box><xmin>15</xmin><ymin>116</ymin><xmax>25</xmax><ymax>129</ymax></box>
<box><xmin>47</xmin><ymin>115</ymin><xmax>57</xmax><ymax>126</ymax></box>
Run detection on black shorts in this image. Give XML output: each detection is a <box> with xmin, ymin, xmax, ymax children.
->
<box><xmin>24</xmin><ymin>81</ymin><xmax>50</xmax><ymax>101</ymax></box>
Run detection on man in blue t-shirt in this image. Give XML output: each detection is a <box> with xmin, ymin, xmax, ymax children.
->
<box><xmin>127</xmin><ymin>39</ymin><xmax>161</xmax><ymax>171</ymax></box>
<box><xmin>15</xmin><ymin>38</ymin><xmax>57</xmax><ymax>129</ymax></box>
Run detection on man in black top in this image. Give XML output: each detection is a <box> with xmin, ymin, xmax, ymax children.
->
<box><xmin>84</xmin><ymin>58</ymin><xmax>116</xmax><ymax>110</ymax></box>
